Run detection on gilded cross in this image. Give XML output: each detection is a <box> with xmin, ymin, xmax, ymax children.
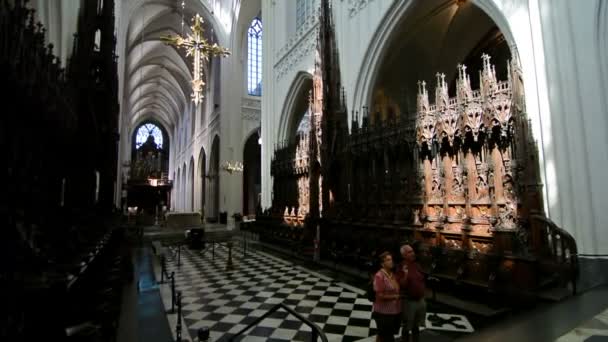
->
<box><xmin>161</xmin><ymin>14</ymin><xmax>230</xmax><ymax>105</ymax></box>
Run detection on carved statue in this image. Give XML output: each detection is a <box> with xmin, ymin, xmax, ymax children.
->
<box><xmin>475</xmin><ymin>162</ymin><xmax>489</xmax><ymax>201</ymax></box>
<box><xmin>413</xmin><ymin>208</ymin><xmax>422</xmax><ymax>225</ymax></box>
<box><xmin>430</xmin><ymin>165</ymin><xmax>443</xmax><ymax>202</ymax></box>
<box><xmin>462</xmin><ymin>100</ymin><xmax>485</xmax><ymax>142</ymax></box>
<box><xmin>485</xmin><ymin>92</ymin><xmax>513</xmax><ymax>141</ymax></box>
<box><xmin>451</xmin><ymin>164</ymin><xmax>465</xmax><ymax>199</ymax></box>
<box><xmin>417</xmin><ymin>113</ymin><xmax>437</xmax><ymax>149</ymax></box>
<box><xmin>429</xmin><ymin>205</ymin><xmax>444</xmax><ymax>221</ymax></box>
<box><xmin>503</xmin><ymin>174</ymin><xmax>516</xmax><ymax>203</ymax></box>
<box><xmin>497</xmin><ymin>205</ymin><xmax>517</xmax><ymax>230</ymax></box>
<box><xmin>439</xmin><ymin>106</ymin><xmax>461</xmax><ymax>147</ymax></box>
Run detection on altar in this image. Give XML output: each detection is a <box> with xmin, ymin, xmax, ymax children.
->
<box><xmin>124</xmin><ymin>134</ymin><xmax>172</xmax><ymax>222</ymax></box>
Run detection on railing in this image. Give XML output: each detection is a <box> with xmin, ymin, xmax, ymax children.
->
<box><xmin>529</xmin><ymin>211</ymin><xmax>579</xmax><ymax>295</ymax></box>
<box><xmin>160</xmin><ymin>254</ymin><xmax>177</xmax><ymax>313</ymax></box>
<box><xmin>160</xmin><ymin>252</ymin><xmax>186</xmax><ymax>342</ymax></box>
<box><xmin>228</xmin><ymin>303</ymin><xmax>328</xmax><ymax>342</ymax></box>
<box><xmin>175</xmin><ymin>291</ymin><xmax>183</xmax><ymax>342</ymax></box>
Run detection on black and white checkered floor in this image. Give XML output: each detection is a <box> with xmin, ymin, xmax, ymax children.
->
<box><xmin>556</xmin><ymin>307</ymin><xmax>608</xmax><ymax>341</ymax></box>
<box><xmin>159</xmin><ymin>243</ymin><xmax>473</xmax><ymax>341</ymax></box>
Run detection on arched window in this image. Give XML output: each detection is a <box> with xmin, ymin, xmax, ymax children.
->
<box><xmin>135</xmin><ymin>123</ymin><xmax>163</xmax><ymax>149</ymax></box>
<box><xmin>94</xmin><ymin>29</ymin><xmax>101</xmax><ymax>51</ymax></box>
<box><xmin>296</xmin><ymin>0</ymin><xmax>313</xmax><ymax>29</ymax></box>
<box><xmin>247</xmin><ymin>17</ymin><xmax>262</xmax><ymax>96</ymax></box>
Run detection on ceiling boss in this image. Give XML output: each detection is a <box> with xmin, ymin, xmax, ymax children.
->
<box><xmin>160</xmin><ymin>13</ymin><xmax>230</xmax><ymax>106</ymax></box>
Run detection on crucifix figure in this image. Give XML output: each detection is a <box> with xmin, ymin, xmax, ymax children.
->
<box><xmin>161</xmin><ymin>14</ymin><xmax>230</xmax><ymax>105</ymax></box>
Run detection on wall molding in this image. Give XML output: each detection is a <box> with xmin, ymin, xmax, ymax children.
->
<box><xmin>342</xmin><ymin>0</ymin><xmax>375</xmax><ymax>18</ymax></box>
<box><xmin>242</xmin><ymin>97</ymin><xmax>261</xmax><ymax>109</ymax></box>
<box><xmin>275</xmin><ymin>7</ymin><xmax>320</xmax><ymax>60</ymax></box>
<box><xmin>274</xmin><ymin>26</ymin><xmax>318</xmax><ymax>81</ymax></box>
<box><xmin>242</xmin><ymin>109</ymin><xmax>261</xmax><ymax>121</ymax></box>
<box><xmin>273</xmin><ymin>5</ymin><xmax>320</xmax><ymax>81</ymax></box>
<box><xmin>242</xmin><ymin>97</ymin><xmax>261</xmax><ymax>121</ymax></box>
<box><xmin>241</xmin><ymin>97</ymin><xmax>262</xmax><ymax>122</ymax></box>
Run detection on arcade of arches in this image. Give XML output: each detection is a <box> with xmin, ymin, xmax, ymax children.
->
<box><xmin>4</xmin><ymin>0</ymin><xmax>608</xmax><ymax>341</ymax></box>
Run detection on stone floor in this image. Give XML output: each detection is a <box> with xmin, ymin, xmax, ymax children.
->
<box><xmin>157</xmin><ymin>243</ymin><xmax>476</xmax><ymax>341</ymax></box>
<box><xmin>117</xmin><ymin>225</ymin><xmax>608</xmax><ymax>342</ymax></box>
<box><xmin>556</xmin><ymin>308</ymin><xmax>608</xmax><ymax>342</ymax></box>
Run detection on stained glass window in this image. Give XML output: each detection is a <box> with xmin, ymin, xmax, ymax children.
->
<box><xmin>247</xmin><ymin>17</ymin><xmax>262</xmax><ymax>96</ymax></box>
<box><xmin>135</xmin><ymin>123</ymin><xmax>163</xmax><ymax>149</ymax></box>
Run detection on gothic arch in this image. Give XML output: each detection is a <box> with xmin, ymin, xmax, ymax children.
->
<box><xmin>278</xmin><ymin>71</ymin><xmax>313</xmax><ymax>143</ymax></box>
<box><xmin>208</xmin><ymin>135</ymin><xmax>221</xmax><ymax>220</ymax></box>
<box><xmin>197</xmin><ymin>147</ymin><xmax>207</xmax><ymax>214</ymax></box>
<box><xmin>350</xmin><ymin>0</ymin><xmax>553</xmax><ymax>214</ymax></box>
<box><xmin>352</xmin><ymin>0</ymin><xmax>519</xmax><ymax>116</ymax></box>
<box><xmin>131</xmin><ymin>115</ymin><xmax>173</xmax><ymax>148</ymax></box>
<box><xmin>242</xmin><ymin>128</ymin><xmax>261</xmax><ymax>216</ymax></box>
<box><xmin>182</xmin><ymin>162</ymin><xmax>187</xmax><ymax>211</ymax></box>
<box><xmin>176</xmin><ymin>167</ymin><xmax>181</xmax><ymax>209</ymax></box>
<box><xmin>234</xmin><ymin>0</ymin><xmax>262</xmax><ymax>95</ymax></box>
<box><xmin>188</xmin><ymin>156</ymin><xmax>195</xmax><ymax>211</ymax></box>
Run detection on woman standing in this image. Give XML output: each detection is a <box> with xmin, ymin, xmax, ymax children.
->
<box><xmin>373</xmin><ymin>251</ymin><xmax>402</xmax><ymax>342</ymax></box>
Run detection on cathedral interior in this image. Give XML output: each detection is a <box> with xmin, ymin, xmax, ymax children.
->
<box><xmin>3</xmin><ymin>0</ymin><xmax>608</xmax><ymax>341</ymax></box>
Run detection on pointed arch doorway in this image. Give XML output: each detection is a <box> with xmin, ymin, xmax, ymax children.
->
<box><xmin>243</xmin><ymin>130</ymin><xmax>261</xmax><ymax>217</ymax></box>
<box><xmin>198</xmin><ymin>147</ymin><xmax>207</xmax><ymax>218</ymax></box>
<box><xmin>208</xmin><ymin>136</ymin><xmax>220</xmax><ymax>221</ymax></box>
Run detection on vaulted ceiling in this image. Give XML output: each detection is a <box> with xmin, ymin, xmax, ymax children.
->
<box><xmin>119</xmin><ymin>0</ymin><xmax>225</xmax><ymax>134</ymax></box>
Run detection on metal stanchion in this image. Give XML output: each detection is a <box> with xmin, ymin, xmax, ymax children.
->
<box><xmin>160</xmin><ymin>255</ymin><xmax>166</xmax><ymax>284</ymax></box>
<box><xmin>226</xmin><ymin>241</ymin><xmax>234</xmax><ymax>271</ymax></box>
<box><xmin>175</xmin><ymin>291</ymin><xmax>182</xmax><ymax>342</ymax></box>
<box><xmin>197</xmin><ymin>327</ymin><xmax>210</xmax><ymax>342</ymax></box>
<box><xmin>170</xmin><ymin>271</ymin><xmax>176</xmax><ymax>313</ymax></box>
<box><xmin>243</xmin><ymin>233</ymin><xmax>246</xmax><ymax>257</ymax></box>
<box><xmin>177</xmin><ymin>244</ymin><xmax>181</xmax><ymax>267</ymax></box>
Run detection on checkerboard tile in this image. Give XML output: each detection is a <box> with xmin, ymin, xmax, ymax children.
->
<box><xmin>425</xmin><ymin>313</ymin><xmax>474</xmax><ymax>333</ymax></box>
<box><xmin>556</xmin><ymin>307</ymin><xmax>608</xmax><ymax>341</ymax></box>
<box><xmin>160</xmin><ymin>244</ymin><xmax>377</xmax><ymax>341</ymax></box>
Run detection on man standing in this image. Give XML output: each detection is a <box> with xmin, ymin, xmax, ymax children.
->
<box><xmin>396</xmin><ymin>245</ymin><xmax>426</xmax><ymax>342</ymax></box>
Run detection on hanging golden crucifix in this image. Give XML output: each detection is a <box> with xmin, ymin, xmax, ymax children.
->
<box><xmin>161</xmin><ymin>14</ymin><xmax>230</xmax><ymax>106</ymax></box>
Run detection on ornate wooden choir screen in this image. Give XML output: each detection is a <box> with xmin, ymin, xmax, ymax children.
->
<box><xmin>252</xmin><ymin>0</ymin><xmax>578</xmax><ymax>296</ymax></box>
<box><xmin>262</xmin><ymin>54</ymin><xmax>560</xmax><ymax>290</ymax></box>
<box><xmin>333</xmin><ymin>55</ymin><xmax>543</xmax><ymax>252</ymax></box>
<box><xmin>412</xmin><ymin>55</ymin><xmax>540</xmax><ymax>254</ymax></box>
